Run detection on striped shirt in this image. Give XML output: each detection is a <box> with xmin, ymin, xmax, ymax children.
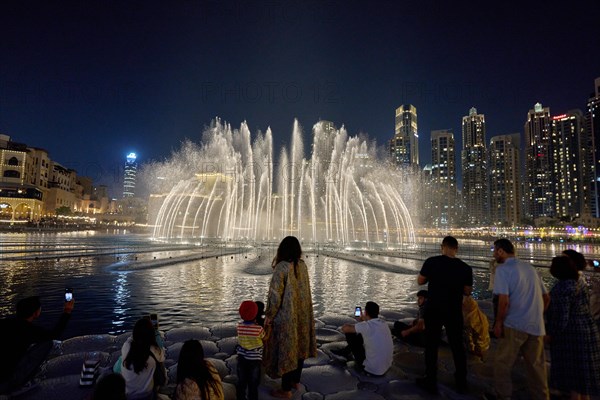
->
<box><xmin>237</xmin><ymin>322</ymin><xmax>265</xmax><ymax>360</ymax></box>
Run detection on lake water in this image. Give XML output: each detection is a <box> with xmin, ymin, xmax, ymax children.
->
<box><xmin>1</xmin><ymin>231</ymin><xmax>593</xmax><ymax>339</ymax></box>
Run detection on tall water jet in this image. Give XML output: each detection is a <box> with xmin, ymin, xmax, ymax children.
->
<box><xmin>146</xmin><ymin>119</ymin><xmax>416</xmax><ymax>248</ymax></box>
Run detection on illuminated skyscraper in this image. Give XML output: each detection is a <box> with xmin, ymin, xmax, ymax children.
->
<box><xmin>430</xmin><ymin>129</ymin><xmax>457</xmax><ymax>227</ymax></box>
<box><xmin>552</xmin><ymin>111</ymin><xmax>584</xmax><ymax>219</ymax></box>
<box><xmin>489</xmin><ymin>133</ymin><xmax>521</xmax><ymax>226</ymax></box>
<box><xmin>461</xmin><ymin>107</ymin><xmax>488</xmax><ymax>225</ymax></box>
<box><xmin>586</xmin><ymin>77</ymin><xmax>600</xmax><ymax>217</ymax></box>
<box><xmin>524</xmin><ymin>103</ymin><xmax>553</xmax><ymax>220</ymax></box>
<box><xmin>123</xmin><ymin>152</ymin><xmax>137</xmax><ymax>198</ymax></box>
<box><xmin>390</xmin><ymin>104</ymin><xmax>419</xmax><ymax>167</ymax></box>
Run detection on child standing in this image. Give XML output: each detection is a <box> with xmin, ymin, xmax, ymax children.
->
<box><xmin>236</xmin><ymin>301</ymin><xmax>265</xmax><ymax>400</ymax></box>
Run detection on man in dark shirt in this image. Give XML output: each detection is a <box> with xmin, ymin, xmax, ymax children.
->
<box><xmin>392</xmin><ymin>289</ymin><xmax>428</xmax><ymax>347</ymax></box>
<box><xmin>416</xmin><ymin>236</ymin><xmax>473</xmax><ymax>394</ymax></box>
<box><xmin>0</xmin><ymin>295</ymin><xmax>74</xmax><ymax>394</ymax></box>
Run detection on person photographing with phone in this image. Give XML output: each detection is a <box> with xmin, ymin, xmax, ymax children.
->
<box><xmin>0</xmin><ymin>292</ymin><xmax>75</xmax><ymax>394</ymax></box>
<box><xmin>334</xmin><ymin>301</ymin><xmax>394</xmax><ymax>377</ymax></box>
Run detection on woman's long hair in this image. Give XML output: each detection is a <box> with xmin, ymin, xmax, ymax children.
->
<box><xmin>272</xmin><ymin>236</ymin><xmax>302</xmax><ymax>277</ymax></box>
<box><xmin>124</xmin><ymin>318</ymin><xmax>158</xmax><ymax>374</ymax></box>
<box><xmin>176</xmin><ymin>340</ymin><xmax>220</xmax><ymax>399</ymax></box>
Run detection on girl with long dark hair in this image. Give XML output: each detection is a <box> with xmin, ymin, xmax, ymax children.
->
<box><xmin>174</xmin><ymin>339</ymin><xmax>223</xmax><ymax>400</ymax></box>
<box><xmin>120</xmin><ymin>318</ymin><xmax>165</xmax><ymax>399</ymax></box>
<box><xmin>263</xmin><ymin>236</ymin><xmax>316</xmax><ymax>398</ymax></box>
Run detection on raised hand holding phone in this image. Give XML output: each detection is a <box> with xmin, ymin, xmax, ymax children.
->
<box><xmin>63</xmin><ymin>288</ymin><xmax>75</xmax><ymax>314</ymax></box>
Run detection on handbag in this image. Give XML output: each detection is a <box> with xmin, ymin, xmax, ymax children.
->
<box><xmin>149</xmin><ymin>351</ymin><xmax>168</xmax><ymax>387</ymax></box>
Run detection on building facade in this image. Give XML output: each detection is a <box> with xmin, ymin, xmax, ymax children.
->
<box><xmin>461</xmin><ymin>107</ymin><xmax>488</xmax><ymax>225</ymax></box>
<box><xmin>430</xmin><ymin>129</ymin><xmax>457</xmax><ymax>227</ymax></box>
<box><xmin>586</xmin><ymin>77</ymin><xmax>600</xmax><ymax>218</ymax></box>
<box><xmin>0</xmin><ymin>135</ymin><xmax>44</xmax><ymax>221</ymax></box>
<box><xmin>489</xmin><ymin>133</ymin><xmax>521</xmax><ymax>226</ymax></box>
<box><xmin>123</xmin><ymin>152</ymin><xmax>138</xmax><ymax>198</ymax></box>
<box><xmin>0</xmin><ymin>134</ymin><xmax>113</xmax><ymax>221</ymax></box>
<box><xmin>552</xmin><ymin>111</ymin><xmax>585</xmax><ymax>219</ymax></box>
<box><xmin>524</xmin><ymin>103</ymin><xmax>553</xmax><ymax>220</ymax></box>
<box><xmin>390</xmin><ymin>104</ymin><xmax>419</xmax><ymax>167</ymax></box>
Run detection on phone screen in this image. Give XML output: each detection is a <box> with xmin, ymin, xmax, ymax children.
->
<box><xmin>65</xmin><ymin>288</ymin><xmax>73</xmax><ymax>302</ymax></box>
<box><xmin>354</xmin><ymin>306</ymin><xmax>361</xmax><ymax>317</ymax></box>
<box><xmin>593</xmin><ymin>260</ymin><xmax>599</xmax><ymax>268</ymax></box>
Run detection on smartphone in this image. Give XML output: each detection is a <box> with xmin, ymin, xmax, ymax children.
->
<box><xmin>150</xmin><ymin>313</ymin><xmax>158</xmax><ymax>329</ymax></box>
<box><xmin>593</xmin><ymin>260</ymin><xmax>600</xmax><ymax>268</ymax></box>
<box><xmin>354</xmin><ymin>306</ymin><xmax>362</xmax><ymax>317</ymax></box>
<box><xmin>65</xmin><ymin>288</ymin><xmax>73</xmax><ymax>302</ymax></box>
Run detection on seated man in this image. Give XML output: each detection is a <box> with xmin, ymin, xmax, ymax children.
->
<box><xmin>392</xmin><ymin>290</ymin><xmax>428</xmax><ymax>347</ymax></box>
<box><xmin>336</xmin><ymin>301</ymin><xmax>394</xmax><ymax>376</ymax></box>
<box><xmin>0</xmin><ymin>295</ymin><xmax>74</xmax><ymax>394</ymax></box>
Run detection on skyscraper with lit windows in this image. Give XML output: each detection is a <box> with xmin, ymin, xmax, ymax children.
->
<box><xmin>586</xmin><ymin>77</ymin><xmax>600</xmax><ymax>217</ymax></box>
<box><xmin>489</xmin><ymin>133</ymin><xmax>521</xmax><ymax>225</ymax></box>
<box><xmin>390</xmin><ymin>104</ymin><xmax>419</xmax><ymax>167</ymax></box>
<box><xmin>430</xmin><ymin>129</ymin><xmax>457</xmax><ymax>227</ymax></box>
<box><xmin>461</xmin><ymin>107</ymin><xmax>487</xmax><ymax>225</ymax></box>
<box><xmin>123</xmin><ymin>152</ymin><xmax>137</xmax><ymax>198</ymax></box>
<box><xmin>552</xmin><ymin>111</ymin><xmax>584</xmax><ymax>219</ymax></box>
<box><xmin>524</xmin><ymin>103</ymin><xmax>553</xmax><ymax>220</ymax></box>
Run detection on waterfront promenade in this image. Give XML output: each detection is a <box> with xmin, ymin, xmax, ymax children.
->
<box><xmin>3</xmin><ymin>300</ymin><xmax>546</xmax><ymax>400</ymax></box>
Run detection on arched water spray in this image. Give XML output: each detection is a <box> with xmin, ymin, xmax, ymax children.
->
<box><xmin>149</xmin><ymin>119</ymin><xmax>416</xmax><ymax>248</ymax></box>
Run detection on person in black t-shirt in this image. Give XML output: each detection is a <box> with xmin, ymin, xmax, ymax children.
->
<box><xmin>392</xmin><ymin>290</ymin><xmax>428</xmax><ymax>347</ymax></box>
<box><xmin>0</xmin><ymin>295</ymin><xmax>74</xmax><ymax>394</ymax></box>
<box><xmin>415</xmin><ymin>236</ymin><xmax>473</xmax><ymax>395</ymax></box>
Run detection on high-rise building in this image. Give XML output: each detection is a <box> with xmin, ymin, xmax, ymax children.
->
<box><xmin>461</xmin><ymin>107</ymin><xmax>488</xmax><ymax>225</ymax></box>
<box><xmin>390</xmin><ymin>104</ymin><xmax>419</xmax><ymax>167</ymax></box>
<box><xmin>586</xmin><ymin>77</ymin><xmax>600</xmax><ymax>217</ymax></box>
<box><xmin>524</xmin><ymin>103</ymin><xmax>553</xmax><ymax>220</ymax></box>
<box><xmin>430</xmin><ymin>129</ymin><xmax>457</xmax><ymax>227</ymax></box>
<box><xmin>552</xmin><ymin>111</ymin><xmax>585</xmax><ymax>219</ymax></box>
<box><xmin>123</xmin><ymin>152</ymin><xmax>137</xmax><ymax>198</ymax></box>
<box><xmin>489</xmin><ymin>133</ymin><xmax>521</xmax><ymax>226</ymax></box>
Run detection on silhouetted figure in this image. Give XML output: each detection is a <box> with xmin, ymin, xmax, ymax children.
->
<box><xmin>93</xmin><ymin>373</ymin><xmax>126</xmax><ymax>400</ymax></box>
<box><xmin>416</xmin><ymin>236</ymin><xmax>472</xmax><ymax>395</ymax></box>
<box><xmin>392</xmin><ymin>290</ymin><xmax>428</xmax><ymax>347</ymax></box>
<box><xmin>0</xmin><ymin>295</ymin><xmax>74</xmax><ymax>394</ymax></box>
<box><xmin>174</xmin><ymin>339</ymin><xmax>223</xmax><ymax>400</ymax></box>
<box><xmin>546</xmin><ymin>256</ymin><xmax>600</xmax><ymax>398</ymax></box>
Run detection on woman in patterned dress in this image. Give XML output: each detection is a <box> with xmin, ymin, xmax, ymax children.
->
<box><xmin>263</xmin><ymin>236</ymin><xmax>317</xmax><ymax>399</ymax></box>
<box><xmin>546</xmin><ymin>256</ymin><xmax>600</xmax><ymax>399</ymax></box>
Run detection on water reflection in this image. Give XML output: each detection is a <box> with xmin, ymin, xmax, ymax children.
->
<box><xmin>1</xmin><ymin>232</ymin><xmax>598</xmax><ymax>338</ymax></box>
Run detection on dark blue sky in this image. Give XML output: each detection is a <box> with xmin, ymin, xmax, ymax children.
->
<box><xmin>1</xmin><ymin>1</ymin><xmax>599</xmax><ymax>194</ymax></box>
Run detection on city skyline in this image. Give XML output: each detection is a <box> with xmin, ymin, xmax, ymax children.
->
<box><xmin>1</xmin><ymin>1</ymin><xmax>599</xmax><ymax>192</ymax></box>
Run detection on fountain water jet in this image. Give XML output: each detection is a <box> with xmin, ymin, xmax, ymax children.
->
<box><xmin>148</xmin><ymin>119</ymin><xmax>416</xmax><ymax>248</ymax></box>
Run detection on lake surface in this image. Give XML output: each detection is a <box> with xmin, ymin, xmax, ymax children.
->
<box><xmin>1</xmin><ymin>231</ymin><xmax>593</xmax><ymax>339</ymax></box>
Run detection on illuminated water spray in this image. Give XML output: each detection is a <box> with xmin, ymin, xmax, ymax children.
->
<box><xmin>148</xmin><ymin>119</ymin><xmax>416</xmax><ymax>247</ymax></box>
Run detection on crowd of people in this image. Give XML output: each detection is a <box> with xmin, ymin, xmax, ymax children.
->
<box><xmin>1</xmin><ymin>235</ymin><xmax>600</xmax><ymax>399</ymax></box>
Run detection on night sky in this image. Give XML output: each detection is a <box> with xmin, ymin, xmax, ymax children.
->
<box><xmin>1</xmin><ymin>1</ymin><xmax>599</xmax><ymax>194</ymax></box>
